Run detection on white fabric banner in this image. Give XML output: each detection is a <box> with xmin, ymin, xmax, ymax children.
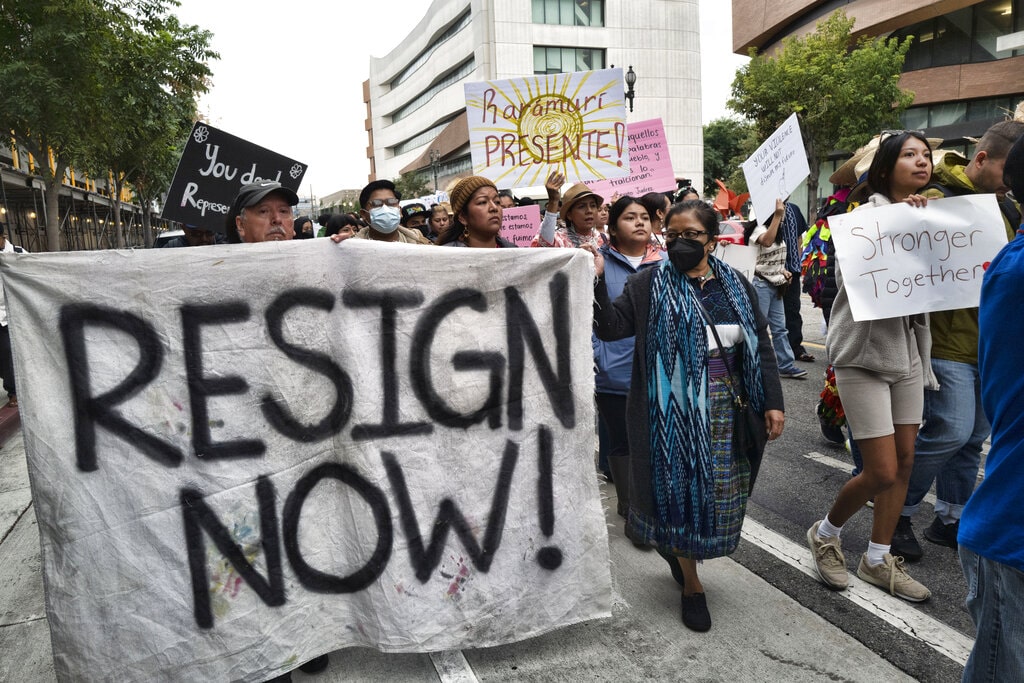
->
<box><xmin>828</xmin><ymin>194</ymin><xmax>1008</xmax><ymax>321</ymax></box>
<box><xmin>1</xmin><ymin>240</ymin><xmax>610</xmax><ymax>682</ymax></box>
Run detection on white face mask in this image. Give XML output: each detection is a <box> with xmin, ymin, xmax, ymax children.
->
<box><xmin>369</xmin><ymin>205</ymin><xmax>401</xmax><ymax>234</ymax></box>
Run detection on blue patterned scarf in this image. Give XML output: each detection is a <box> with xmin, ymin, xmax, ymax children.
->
<box><xmin>645</xmin><ymin>256</ymin><xmax>764</xmax><ymax>540</ymax></box>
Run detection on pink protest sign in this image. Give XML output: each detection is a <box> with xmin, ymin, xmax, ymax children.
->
<box><xmin>501</xmin><ymin>204</ymin><xmax>541</xmax><ymax>247</ymax></box>
<box><xmin>587</xmin><ymin>118</ymin><xmax>676</xmax><ymax>201</ymax></box>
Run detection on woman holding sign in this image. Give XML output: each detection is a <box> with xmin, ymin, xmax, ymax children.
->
<box><xmin>589</xmin><ymin>200</ymin><xmax>784</xmax><ymax>632</ymax></box>
<box><xmin>807</xmin><ymin>130</ymin><xmax>936</xmax><ymax>602</ymax></box>
<box><xmin>438</xmin><ymin>176</ymin><xmax>517</xmax><ymax>248</ymax></box>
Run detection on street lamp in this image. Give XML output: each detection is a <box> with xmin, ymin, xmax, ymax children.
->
<box><xmin>429</xmin><ymin>149</ymin><xmax>441</xmax><ymax>192</ymax></box>
<box><xmin>625</xmin><ymin>66</ymin><xmax>637</xmax><ymax>112</ymax></box>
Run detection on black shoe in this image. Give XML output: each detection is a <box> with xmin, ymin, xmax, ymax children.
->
<box><xmin>657</xmin><ymin>549</ymin><xmax>685</xmax><ymax>587</ymax></box>
<box><xmin>681</xmin><ymin>593</ymin><xmax>712</xmax><ymax>632</ymax></box>
<box><xmin>890</xmin><ymin>516</ymin><xmax>923</xmax><ymax>562</ymax></box>
<box><xmin>923</xmin><ymin>517</ymin><xmax>959</xmax><ymax>549</ymax></box>
<box><xmin>299</xmin><ymin>654</ymin><xmax>329</xmax><ymax>674</ymax></box>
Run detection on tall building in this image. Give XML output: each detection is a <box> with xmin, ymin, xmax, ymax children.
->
<box><xmin>733</xmin><ymin>0</ymin><xmax>1024</xmax><ymax>194</ymax></box>
<box><xmin>364</xmin><ymin>0</ymin><xmax>704</xmax><ymax>193</ymax></box>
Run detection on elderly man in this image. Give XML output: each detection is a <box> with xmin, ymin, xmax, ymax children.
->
<box><xmin>225</xmin><ymin>180</ymin><xmax>300</xmax><ymax>243</ymax></box>
<box><xmin>352</xmin><ymin>180</ymin><xmax>431</xmax><ymax>244</ymax></box>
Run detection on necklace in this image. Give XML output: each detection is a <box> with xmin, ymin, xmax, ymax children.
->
<box><xmin>690</xmin><ymin>267</ymin><xmax>714</xmax><ymax>285</ymax></box>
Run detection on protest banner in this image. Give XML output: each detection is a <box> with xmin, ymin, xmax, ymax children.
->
<box><xmin>464</xmin><ymin>68</ymin><xmax>629</xmax><ymax>189</ymax></box>
<box><xmin>163</xmin><ymin>122</ymin><xmax>307</xmax><ymax>231</ymax></box>
<box><xmin>828</xmin><ymin>195</ymin><xmax>1008</xmax><ymax>321</ymax></box>
<box><xmin>741</xmin><ymin>113</ymin><xmax>810</xmax><ymax>224</ymax></box>
<box><xmin>587</xmin><ymin>118</ymin><xmax>676</xmax><ymax>200</ymax></box>
<box><xmin>2</xmin><ymin>240</ymin><xmax>610</xmax><ymax>682</ymax></box>
<box><xmin>501</xmin><ymin>204</ymin><xmax>541</xmax><ymax>247</ymax></box>
<box><xmin>713</xmin><ymin>242</ymin><xmax>758</xmax><ymax>282</ymax></box>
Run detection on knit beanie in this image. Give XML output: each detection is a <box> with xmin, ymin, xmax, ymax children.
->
<box><xmin>449</xmin><ymin>176</ymin><xmax>497</xmax><ymax>217</ymax></box>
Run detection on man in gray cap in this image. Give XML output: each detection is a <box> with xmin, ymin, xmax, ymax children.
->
<box><xmin>225</xmin><ymin>180</ymin><xmax>300</xmax><ymax>243</ymax></box>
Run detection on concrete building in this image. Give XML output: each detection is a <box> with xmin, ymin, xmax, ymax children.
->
<box><xmin>364</xmin><ymin>0</ymin><xmax>704</xmax><ymax>193</ymax></box>
<box><xmin>733</xmin><ymin>0</ymin><xmax>1024</xmax><ymax>194</ymax></box>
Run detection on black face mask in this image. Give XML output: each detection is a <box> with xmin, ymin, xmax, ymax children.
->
<box><xmin>667</xmin><ymin>237</ymin><xmax>706</xmax><ymax>274</ymax></box>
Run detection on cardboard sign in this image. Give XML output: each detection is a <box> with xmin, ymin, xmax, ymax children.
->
<box><xmin>464</xmin><ymin>69</ymin><xmax>629</xmax><ymax>189</ymax></box>
<box><xmin>586</xmin><ymin>119</ymin><xmax>676</xmax><ymax>200</ymax></box>
<box><xmin>712</xmin><ymin>243</ymin><xmax>758</xmax><ymax>282</ymax></box>
<box><xmin>501</xmin><ymin>205</ymin><xmax>541</xmax><ymax>247</ymax></box>
<box><xmin>829</xmin><ymin>195</ymin><xmax>1008</xmax><ymax>321</ymax></box>
<box><xmin>2</xmin><ymin>240</ymin><xmax>610</xmax><ymax>681</ymax></box>
<box><xmin>741</xmin><ymin>113</ymin><xmax>810</xmax><ymax>224</ymax></box>
<box><xmin>163</xmin><ymin>122</ymin><xmax>307</xmax><ymax>231</ymax></box>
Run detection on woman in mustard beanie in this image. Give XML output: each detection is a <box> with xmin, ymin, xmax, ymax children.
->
<box><xmin>439</xmin><ymin>176</ymin><xmax>517</xmax><ymax>248</ymax></box>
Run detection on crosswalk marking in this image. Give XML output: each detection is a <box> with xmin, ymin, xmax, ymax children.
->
<box><xmin>741</xmin><ymin>517</ymin><xmax>973</xmax><ymax>666</ymax></box>
<box><xmin>430</xmin><ymin>650</ymin><xmax>480</xmax><ymax>683</ymax></box>
<box><xmin>802</xmin><ymin>451</ymin><xmax>938</xmax><ymax>507</ymax></box>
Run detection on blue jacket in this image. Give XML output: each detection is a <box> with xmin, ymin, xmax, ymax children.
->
<box><xmin>593</xmin><ymin>242</ymin><xmax>665</xmax><ymax>394</ymax></box>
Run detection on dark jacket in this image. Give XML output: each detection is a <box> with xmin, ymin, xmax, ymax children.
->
<box><xmin>592</xmin><ymin>263</ymin><xmax>783</xmax><ymax>523</ymax></box>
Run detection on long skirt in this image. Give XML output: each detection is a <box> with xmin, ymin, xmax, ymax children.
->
<box><xmin>627</xmin><ymin>358</ymin><xmax>751</xmax><ymax>560</ymax></box>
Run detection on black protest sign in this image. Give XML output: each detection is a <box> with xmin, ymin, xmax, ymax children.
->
<box><xmin>162</xmin><ymin>121</ymin><xmax>307</xmax><ymax>230</ymax></box>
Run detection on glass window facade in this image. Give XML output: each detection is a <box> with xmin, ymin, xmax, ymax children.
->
<box><xmin>900</xmin><ymin>95</ymin><xmax>1020</xmax><ymax>128</ymax></box>
<box><xmin>390</xmin><ymin>11</ymin><xmax>472</xmax><ymax>89</ymax></box>
<box><xmin>391</xmin><ymin>58</ymin><xmax>476</xmax><ymax>123</ymax></box>
<box><xmin>895</xmin><ymin>0</ymin><xmax>1024</xmax><ymax>70</ymax></box>
<box><xmin>391</xmin><ymin>115</ymin><xmax>459</xmax><ymax>156</ymax></box>
<box><xmin>533</xmin><ymin>46</ymin><xmax>606</xmax><ymax>74</ymax></box>
<box><xmin>532</xmin><ymin>0</ymin><xmax>604</xmax><ymax>27</ymax></box>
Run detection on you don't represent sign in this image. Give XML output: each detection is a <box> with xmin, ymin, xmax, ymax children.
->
<box><xmin>829</xmin><ymin>195</ymin><xmax>1008</xmax><ymax>321</ymax></box>
<box><xmin>464</xmin><ymin>68</ymin><xmax>629</xmax><ymax>189</ymax></box>
<box><xmin>2</xmin><ymin>241</ymin><xmax>610</xmax><ymax>682</ymax></box>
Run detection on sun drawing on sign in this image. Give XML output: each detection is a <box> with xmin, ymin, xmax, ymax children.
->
<box><xmin>467</xmin><ymin>72</ymin><xmax>625</xmax><ymax>188</ymax></box>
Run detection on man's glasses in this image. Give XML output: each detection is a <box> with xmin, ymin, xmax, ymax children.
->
<box><xmin>366</xmin><ymin>197</ymin><xmax>401</xmax><ymax>209</ymax></box>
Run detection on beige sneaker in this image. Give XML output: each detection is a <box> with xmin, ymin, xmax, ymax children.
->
<box><xmin>857</xmin><ymin>553</ymin><xmax>931</xmax><ymax>602</ymax></box>
<box><xmin>807</xmin><ymin>522</ymin><xmax>848</xmax><ymax>590</ymax></box>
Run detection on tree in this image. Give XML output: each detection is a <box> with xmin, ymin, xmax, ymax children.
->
<box><xmin>728</xmin><ymin>10</ymin><xmax>914</xmax><ymax>217</ymax></box>
<box><xmin>0</xmin><ymin>0</ymin><xmax>118</xmax><ymax>251</ymax></box>
<box><xmin>393</xmin><ymin>172</ymin><xmax>431</xmax><ymax>201</ymax></box>
<box><xmin>86</xmin><ymin>5</ymin><xmax>215</xmax><ymax>247</ymax></box>
<box><xmin>702</xmin><ymin>117</ymin><xmax>755</xmax><ymax>197</ymax></box>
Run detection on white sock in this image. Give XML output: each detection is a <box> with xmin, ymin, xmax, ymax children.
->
<box><xmin>866</xmin><ymin>542</ymin><xmax>889</xmax><ymax>566</ymax></box>
<box><xmin>817</xmin><ymin>515</ymin><xmax>843</xmax><ymax>539</ymax></box>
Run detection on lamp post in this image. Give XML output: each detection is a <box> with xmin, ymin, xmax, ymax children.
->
<box><xmin>625</xmin><ymin>65</ymin><xmax>637</xmax><ymax>112</ymax></box>
<box><xmin>429</xmin><ymin>149</ymin><xmax>441</xmax><ymax>192</ymax></box>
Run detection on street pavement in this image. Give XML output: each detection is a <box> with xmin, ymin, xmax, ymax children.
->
<box><xmin>0</xmin><ymin>297</ymin><xmax>973</xmax><ymax>682</ymax></box>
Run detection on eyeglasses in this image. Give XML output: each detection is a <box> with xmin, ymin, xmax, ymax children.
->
<box><xmin>879</xmin><ymin>129</ymin><xmax>925</xmax><ymax>143</ymax></box>
<box><xmin>664</xmin><ymin>230</ymin><xmax>708</xmax><ymax>241</ymax></box>
<box><xmin>366</xmin><ymin>197</ymin><xmax>401</xmax><ymax>209</ymax></box>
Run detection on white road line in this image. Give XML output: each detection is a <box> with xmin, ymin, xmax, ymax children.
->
<box><xmin>741</xmin><ymin>517</ymin><xmax>973</xmax><ymax>666</ymax></box>
<box><xmin>802</xmin><ymin>451</ymin><xmax>938</xmax><ymax>507</ymax></box>
<box><xmin>430</xmin><ymin>650</ymin><xmax>480</xmax><ymax>683</ymax></box>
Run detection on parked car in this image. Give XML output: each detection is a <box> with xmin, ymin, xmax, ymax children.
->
<box><xmin>153</xmin><ymin>229</ymin><xmax>184</xmax><ymax>248</ymax></box>
<box><xmin>717</xmin><ymin>219</ymin><xmax>747</xmax><ymax>245</ymax></box>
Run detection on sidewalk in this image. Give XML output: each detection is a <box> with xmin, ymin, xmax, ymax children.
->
<box><xmin>0</xmin><ymin>428</ymin><xmax>915</xmax><ymax>682</ymax></box>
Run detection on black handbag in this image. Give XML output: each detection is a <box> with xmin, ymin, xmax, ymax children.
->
<box><xmin>691</xmin><ymin>293</ymin><xmax>768</xmax><ymax>494</ymax></box>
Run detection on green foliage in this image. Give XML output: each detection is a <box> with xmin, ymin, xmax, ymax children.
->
<box><xmin>702</xmin><ymin>117</ymin><xmax>756</xmax><ymax>196</ymax></box>
<box><xmin>728</xmin><ymin>10</ymin><xmax>914</xmax><ymax>212</ymax></box>
<box><xmin>393</xmin><ymin>172</ymin><xmax>432</xmax><ymax>201</ymax></box>
<box><xmin>0</xmin><ymin>0</ymin><xmax>217</xmax><ymax>249</ymax></box>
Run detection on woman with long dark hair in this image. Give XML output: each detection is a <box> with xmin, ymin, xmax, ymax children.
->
<box><xmin>589</xmin><ymin>199</ymin><xmax>784</xmax><ymax>631</ymax></box>
<box><xmin>807</xmin><ymin>130</ymin><xmax>936</xmax><ymax>602</ymax></box>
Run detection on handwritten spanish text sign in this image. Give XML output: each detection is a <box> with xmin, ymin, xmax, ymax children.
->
<box><xmin>501</xmin><ymin>205</ymin><xmax>541</xmax><ymax>247</ymax></box>
<box><xmin>741</xmin><ymin>113</ymin><xmax>810</xmax><ymax>224</ymax></box>
<box><xmin>587</xmin><ymin>118</ymin><xmax>676</xmax><ymax>200</ymax></box>
<box><xmin>163</xmin><ymin>122</ymin><xmax>307</xmax><ymax>232</ymax></box>
<box><xmin>1</xmin><ymin>240</ymin><xmax>610</xmax><ymax>682</ymax></box>
<box><xmin>464</xmin><ymin>69</ymin><xmax>629</xmax><ymax>189</ymax></box>
<box><xmin>829</xmin><ymin>195</ymin><xmax>1008</xmax><ymax>321</ymax></box>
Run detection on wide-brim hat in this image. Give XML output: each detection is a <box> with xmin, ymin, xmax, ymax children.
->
<box><xmin>560</xmin><ymin>183</ymin><xmax>603</xmax><ymax>218</ymax></box>
<box><xmin>830</xmin><ymin>134</ymin><xmax>944</xmax><ymax>187</ymax></box>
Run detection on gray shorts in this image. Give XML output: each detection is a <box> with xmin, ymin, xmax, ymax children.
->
<box><xmin>834</xmin><ymin>358</ymin><xmax>924</xmax><ymax>439</ymax></box>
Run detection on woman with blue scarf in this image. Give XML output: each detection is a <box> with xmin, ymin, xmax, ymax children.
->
<box><xmin>590</xmin><ymin>200</ymin><xmax>785</xmax><ymax>631</ymax></box>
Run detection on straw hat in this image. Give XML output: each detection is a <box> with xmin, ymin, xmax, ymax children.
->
<box><xmin>829</xmin><ymin>134</ymin><xmax>944</xmax><ymax>187</ymax></box>
<box><xmin>560</xmin><ymin>183</ymin><xmax>604</xmax><ymax>218</ymax></box>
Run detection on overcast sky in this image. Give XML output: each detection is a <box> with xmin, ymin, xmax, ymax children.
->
<box><xmin>171</xmin><ymin>0</ymin><xmax>748</xmax><ymax>197</ymax></box>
